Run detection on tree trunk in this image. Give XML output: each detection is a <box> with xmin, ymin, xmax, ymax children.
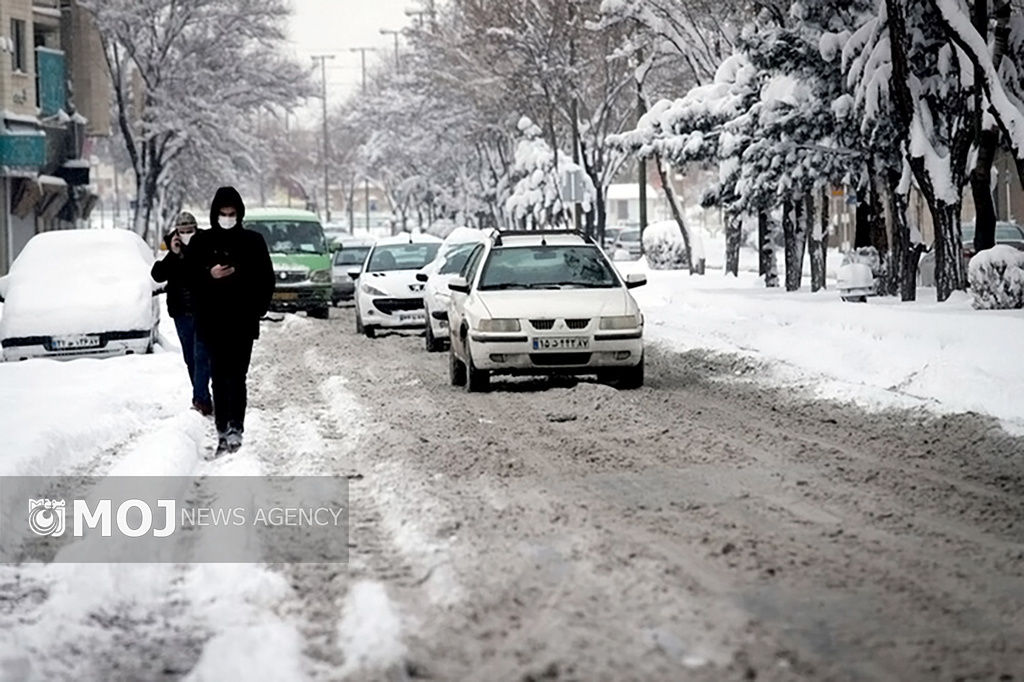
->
<box><xmin>783</xmin><ymin>199</ymin><xmax>806</xmax><ymax>291</ymax></box>
<box><xmin>725</xmin><ymin>213</ymin><xmax>741</xmax><ymax>277</ymax></box>
<box><xmin>808</xmin><ymin>190</ymin><xmax>828</xmax><ymax>292</ymax></box>
<box><xmin>654</xmin><ymin>153</ymin><xmax>693</xmax><ymax>274</ymax></box>
<box><xmin>933</xmin><ymin>201</ymin><xmax>967</xmax><ymax>301</ymax></box>
<box><xmin>758</xmin><ymin>211</ymin><xmax>779</xmax><ymax>287</ymax></box>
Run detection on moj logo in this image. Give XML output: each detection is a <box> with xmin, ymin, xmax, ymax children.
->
<box><xmin>27</xmin><ymin>498</ymin><xmax>176</xmax><ymax>538</ymax></box>
<box><xmin>28</xmin><ymin>498</ymin><xmax>65</xmax><ymax>536</ymax></box>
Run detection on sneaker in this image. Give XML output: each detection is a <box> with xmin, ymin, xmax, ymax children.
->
<box><xmin>225</xmin><ymin>428</ymin><xmax>243</xmax><ymax>453</ymax></box>
<box><xmin>215</xmin><ymin>432</ymin><xmax>230</xmax><ymax>456</ymax></box>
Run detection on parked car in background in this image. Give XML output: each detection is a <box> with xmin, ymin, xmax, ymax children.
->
<box><xmin>446</xmin><ymin>229</ymin><xmax>646</xmax><ymax>392</ymax></box>
<box><xmin>919</xmin><ymin>221</ymin><xmax>1024</xmax><ymax>286</ymax></box>
<box><xmin>351</xmin><ymin>233</ymin><xmax>442</xmax><ymax>338</ymax></box>
<box><xmin>0</xmin><ymin>230</ymin><xmax>160</xmax><ymax>361</ymax></box>
<box><xmin>418</xmin><ymin>227</ymin><xmax>490</xmax><ymax>352</ymax></box>
<box><xmin>323</xmin><ymin>222</ymin><xmax>351</xmax><ymax>250</ymax></box>
<box><xmin>244</xmin><ymin>208</ymin><xmax>332</xmax><ymax>319</ymax></box>
<box><xmin>613</xmin><ymin>229</ymin><xmax>642</xmax><ymax>260</ymax></box>
<box><xmin>602</xmin><ymin>226</ymin><xmax>628</xmax><ymax>251</ymax></box>
<box><xmin>331</xmin><ymin>236</ymin><xmax>375</xmax><ymax>304</ymax></box>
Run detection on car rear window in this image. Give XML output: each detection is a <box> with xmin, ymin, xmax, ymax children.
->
<box><xmin>478</xmin><ymin>245</ymin><xmax>618</xmax><ymax>290</ymax></box>
<box><xmin>995</xmin><ymin>224</ymin><xmax>1024</xmax><ymax>241</ymax></box>
<box><xmin>334</xmin><ymin>247</ymin><xmax>370</xmax><ymax>265</ymax></box>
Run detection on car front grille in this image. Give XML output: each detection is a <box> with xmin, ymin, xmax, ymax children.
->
<box><xmin>565</xmin><ymin>319</ymin><xmax>590</xmax><ymax>330</ymax></box>
<box><xmin>530</xmin><ymin>353</ymin><xmax>592</xmax><ymax>366</ymax></box>
<box><xmin>276</xmin><ymin>271</ymin><xmax>307</xmax><ymax>284</ymax></box>
<box><xmin>530</xmin><ymin>319</ymin><xmax>555</xmax><ymax>330</ymax></box>
<box><xmin>373</xmin><ymin>298</ymin><xmax>424</xmax><ymax>315</ymax></box>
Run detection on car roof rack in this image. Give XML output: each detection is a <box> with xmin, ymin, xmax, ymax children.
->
<box><xmin>493</xmin><ymin>228</ymin><xmax>594</xmax><ymax>247</ymax></box>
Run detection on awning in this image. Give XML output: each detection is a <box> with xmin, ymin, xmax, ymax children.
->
<box><xmin>37</xmin><ymin>174</ymin><xmax>69</xmax><ymax>221</ymax></box>
<box><xmin>11</xmin><ymin>177</ymin><xmax>41</xmax><ymax>218</ymax></box>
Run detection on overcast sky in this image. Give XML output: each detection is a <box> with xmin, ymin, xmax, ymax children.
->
<box><xmin>287</xmin><ymin>0</ymin><xmax>414</xmax><ymax>106</ymax></box>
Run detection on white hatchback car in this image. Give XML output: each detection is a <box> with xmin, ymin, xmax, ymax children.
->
<box><xmin>417</xmin><ymin>227</ymin><xmax>490</xmax><ymax>352</ymax></box>
<box><xmin>0</xmin><ymin>229</ymin><xmax>160</xmax><ymax>361</ymax></box>
<box><xmin>446</xmin><ymin>230</ymin><xmax>646</xmax><ymax>391</ymax></box>
<box><xmin>351</xmin><ymin>233</ymin><xmax>442</xmax><ymax>338</ymax></box>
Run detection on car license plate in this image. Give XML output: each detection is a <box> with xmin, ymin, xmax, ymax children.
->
<box><xmin>532</xmin><ymin>337</ymin><xmax>590</xmax><ymax>351</ymax></box>
<box><xmin>274</xmin><ymin>292</ymin><xmax>299</xmax><ymax>301</ymax></box>
<box><xmin>50</xmin><ymin>334</ymin><xmax>100</xmax><ymax>350</ymax></box>
<box><xmin>399</xmin><ymin>312</ymin><xmax>425</xmax><ymax>323</ymax></box>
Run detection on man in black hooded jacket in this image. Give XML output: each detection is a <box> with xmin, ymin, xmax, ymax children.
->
<box><xmin>187</xmin><ymin>186</ymin><xmax>275</xmax><ymax>454</ymax></box>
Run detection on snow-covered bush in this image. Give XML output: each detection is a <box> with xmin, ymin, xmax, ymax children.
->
<box><xmin>642</xmin><ymin>221</ymin><xmax>689</xmax><ymax>270</ymax></box>
<box><xmin>968</xmin><ymin>245</ymin><xmax>1024</xmax><ymax>310</ymax></box>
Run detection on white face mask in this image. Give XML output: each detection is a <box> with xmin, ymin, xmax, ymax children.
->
<box><xmin>218</xmin><ymin>215</ymin><xmax>237</xmax><ymax>229</ymax></box>
<box><xmin>179</xmin><ymin>231</ymin><xmax>194</xmax><ymax>246</ymax></box>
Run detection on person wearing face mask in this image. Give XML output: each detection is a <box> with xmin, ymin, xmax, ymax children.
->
<box><xmin>151</xmin><ymin>212</ymin><xmax>213</xmax><ymax>416</ymax></box>
<box><xmin>186</xmin><ymin>186</ymin><xmax>275</xmax><ymax>455</ymax></box>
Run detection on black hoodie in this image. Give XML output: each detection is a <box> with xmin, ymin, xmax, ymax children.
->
<box><xmin>187</xmin><ymin>186</ymin><xmax>275</xmax><ymax>340</ymax></box>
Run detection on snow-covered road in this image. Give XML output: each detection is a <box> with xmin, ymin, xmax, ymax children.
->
<box><xmin>1</xmin><ymin>293</ymin><xmax>1022</xmax><ymax>681</ymax></box>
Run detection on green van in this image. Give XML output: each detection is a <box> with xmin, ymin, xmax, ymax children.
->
<box><xmin>244</xmin><ymin>208</ymin><xmax>332</xmax><ymax>319</ymax></box>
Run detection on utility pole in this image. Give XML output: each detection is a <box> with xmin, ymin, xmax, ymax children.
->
<box><xmin>380</xmin><ymin>29</ymin><xmax>401</xmax><ymax>73</ymax></box>
<box><xmin>311</xmin><ymin>54</ymin><xmax>335</xmax><ymax>222</ymax></box>
<box><xmin>636</xmin><ymin>42</ymin><xmax>648</xmax><ymax>255</ymax></box>
<box><xmin>349</xmin><ymin>47</ymin><xmax>373</xmax><ymax>232</ymax></box>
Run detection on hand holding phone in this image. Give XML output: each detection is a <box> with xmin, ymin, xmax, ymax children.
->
<box><xmin>211</xmin><ymin>264</ymin><xmax>236</xmax><ymax>279</ymax></box>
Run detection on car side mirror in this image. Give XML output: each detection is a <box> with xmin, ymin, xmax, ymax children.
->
<box><xmin>448</xmin><ymin>277</ymin><xmax>470</xmax><ymax>294</ymax></box>
<box><xmin>624</xmin><ymin>273</ymin><xmax>647</xmax><ymax>289</ymax></box>
<box><xmin>347</xmin><ymin>268</ymin><xmax>362</xmax><ymax>281</ymax></box>
<box><xmin>415</xmin><ymin>272</ymin><xmax>429</xmax><ymax>283</ymax></box>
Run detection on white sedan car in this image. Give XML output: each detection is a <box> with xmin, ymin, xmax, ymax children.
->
<box><xmin>351</xmin><ymin>233</ymin><xmax>442</xmax><ymax>338</ymax></box>
<box><xmin>0</xmin><ymin>229</ymin><xmax>160</xmax><ymax>361</ymax></box>
<box><xmin>417</xmin><ymin>227</ymin><xmax>489</xmax><ymax>352</ymax></box>
<box><xmin>446</xmin><ymin>230</ymin><xmax>646</xmax><ymax>391</ymax></box>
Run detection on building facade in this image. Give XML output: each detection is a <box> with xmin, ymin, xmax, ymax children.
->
<box><xmin>0</xmin><ymin>0</ymin><xmax>108</xmax><ymax>275</ymax></box>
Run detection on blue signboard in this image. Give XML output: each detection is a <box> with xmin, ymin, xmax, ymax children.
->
<box><xmin>0</xmin><ymin>132</ymin><xmax>45</xmax><ymax>168</ymax></box>
<box><xmin>36</xmin><ymin>48</ymin><xmax>67</xmax><ymax>117</ymax></box>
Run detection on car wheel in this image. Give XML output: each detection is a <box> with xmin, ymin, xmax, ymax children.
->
<box><xmin>309</xmin><ymin>305</ymin><xmax>330</xmax><ymax>320</ymax></box>
<box><xmin>355</xmin><ymin>307</ymin><xmax>364</xmax><ymax>333</ymax></box>
<box><xmin>449</xmin><ymin>349</ymin><xmax>466</xmax><ymax>387</ymax></box>
<box><xmin>841</xmin><ymin>295</ymin><xmax>868</xmax><ymax>303</ymax></box>
<box><xmin>364</xmin><ymin>324</ymin><xmax>376</xmax><ymax>339</ymax></box>
<box><xmin>616</xmin><ymin>355</ymin><xmax>644</xmax><ymax>390</ymax></box>
<box><xmin>425</xmin><ymin>318</ymin><xmax>444</xmax><ymax>353</ymax></box>
<box><xmin>465</xmin><ymin>355</ymin><xmax>490</xmax><ymax>393</ymax></box>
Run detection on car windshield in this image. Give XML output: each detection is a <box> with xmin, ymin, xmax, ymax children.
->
<box><xmin>438</xmin><ymin>243</ymin><xmax>479</xmax><ymax>275</ymax></box>
<box><xmin>247</xmin><ymin>221</ymin><xmax>327</xmax><ymax>254</ymax></box>
<box><xmin>367</xmin><ymin>243</ymin><xmax>441</xmax><ymax>272</ymax></box>
<box><xmin>478</xmin><ymin>245</ymin><xmax>618</xmax><ymax>290</ymax></box>
<box><xmin>996</xmin><ymin>224</ymin><xmax>1024</xmax><ymax>240</ymax></box>
<box><xmin>618</xmin><ymin>230</ymin><xmax>640</xmax><ymax>243</ymax></box>
<box><xmin>961</xmin><ymin>224</ymin><xmax>976</xmax><ymax>242</ymax></box>
<box><xmin>334</xmin><ymin>247</ymin><xmax>371</xmax><ymax>266</ymax></box>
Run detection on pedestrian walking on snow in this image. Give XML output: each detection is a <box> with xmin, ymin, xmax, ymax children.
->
<box><xmin>151</xmin><ymin>211</ymin><xmax>213</xmax><ymax>416</ymax></box>
<box><xmin>187</xmin><ymin>187</ymin><xmax>274</xmax><ymax>455</ymax></box>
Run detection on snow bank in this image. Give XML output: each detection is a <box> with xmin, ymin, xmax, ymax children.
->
<box><xmin>337</xmin><ymin>581</ymin><xmax>407</xmax><ymax>677</ymax></box>
<box><xmin>0</xmin><ymin>229</ymin><xmax>155</xmax><ymax>339</ymax></box>
<box><xmin>616</xmin><ymin>260</ymin><xmax>1024</xmax><ymax>431</ymax></box>
<box><xmin>968</xmin><ymin>245</ymin><xmax>1024</xmax><ymax>310</ymax></box>
<box><xmin>642</xmin><ymin>220</ymin><xmax>689</xmax><ymax>270</ymax></box>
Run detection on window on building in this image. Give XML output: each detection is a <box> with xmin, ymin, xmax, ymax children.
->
<box><xmin>11</xmin><ymin>19</ymin><xmax>26</xmax><ymax>72</ymax></box>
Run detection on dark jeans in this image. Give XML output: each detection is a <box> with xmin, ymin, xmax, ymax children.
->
<box><xmin>173</xmin><ymin>315</ymin><xmax>211</xmax><ymax>404</ymax></box>
<box><xmin>206</xmin><ymin>333</ymin><xmax>255</xmax><ymax>434</ymax></box>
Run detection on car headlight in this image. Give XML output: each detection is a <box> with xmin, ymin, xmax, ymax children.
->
<box><xmin>599</xmin><ymin>314</ymin><xmax>640</xmax><ymax>330</ymax></box>
<box><xmin>476</xmin><ymin>318</ymin><xmax>521</xmax><ymax>332</ymax></box>
<box><xmin>361</xmin><ymin>283</ymin><xmax>388</xmax><ymax>297</ymax></box>
<box><xmin>310</xmin><ymin>269</ymin><xmax>331</xmax><ymax>283</ymax></box>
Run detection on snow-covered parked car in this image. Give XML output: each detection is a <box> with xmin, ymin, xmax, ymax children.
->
<box><xmin>0</xmin><ymin>229</ymin><xmax>161</xmax><ymax>361</ymax></box>
<box><xmin>351</xmin><ymin>233</ymin><xmax>442</xmax><ymax>338</ymax></box>
<box><xmin>417</xmin><ymin>227</ymin><xmax>490</xmax><ymax>352</ymax></box>
<box><xmin>446</xmin><ymin>229</ymin><xmax>646</xmax><ymax>392</ymax></box>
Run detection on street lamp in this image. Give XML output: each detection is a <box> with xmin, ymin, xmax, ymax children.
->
<box><xmin>311</xmin><ymin>53</ymin><xmax>335</xmax><ymax>222</ymax></box>
<box><xmin>348</xmin><ymin>47</ymin><xmax>373</xmax><ymax>93</ymax></box>
<box><xmin>379</xmin><ymin>29</ymin><xmax>401</xmax><ymax>73</ymax></box>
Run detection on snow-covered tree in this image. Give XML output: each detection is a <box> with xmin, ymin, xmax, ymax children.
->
<box><xmin>81</xmin><ymin>0</ymin><xmax>310</xmax><ymax>243</ymax></box>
